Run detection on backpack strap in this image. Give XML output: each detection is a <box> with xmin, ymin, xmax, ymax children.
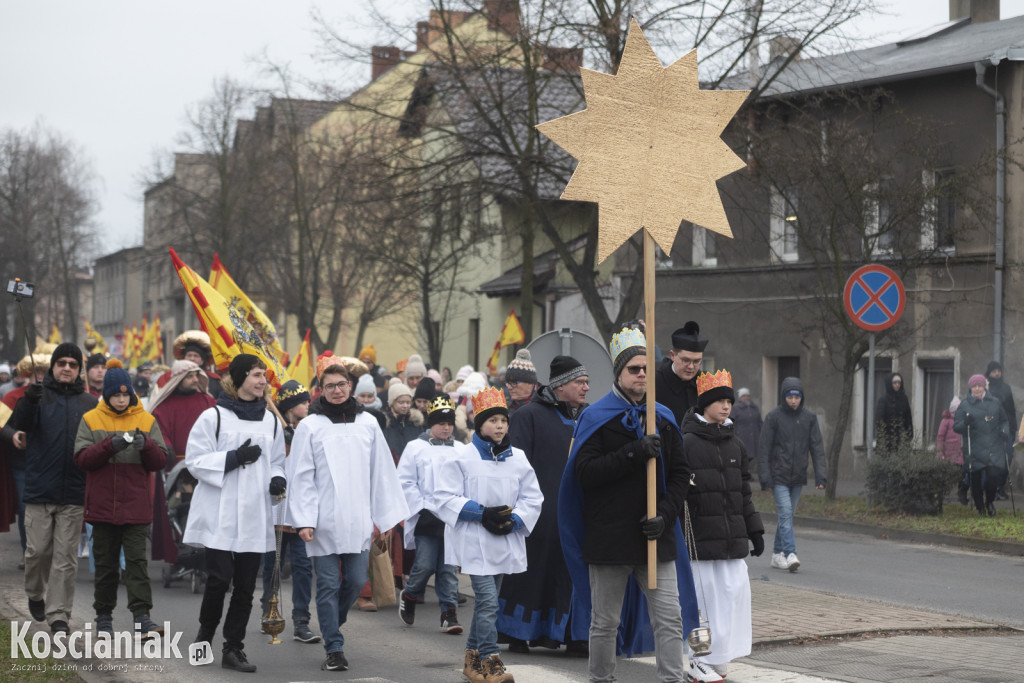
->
<box><xmin>214</xmin><ymin>406</ymin><xmax>221</xmax><ymax>442</ymax></box>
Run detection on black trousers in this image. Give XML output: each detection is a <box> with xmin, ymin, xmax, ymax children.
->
<box><xmin>199</xmin><ymin>548</ymin><xmax>261</xmax><ymax>652</ymax></box>
<box><xmin>970</xmin><ymin>466</ymin><xmax>1002</xmax><ymax>511</ymax></box>
<box><xmin>91</xmin><ymin>522</ymin><xmax>151</xmax><ymax>617</ymax></box>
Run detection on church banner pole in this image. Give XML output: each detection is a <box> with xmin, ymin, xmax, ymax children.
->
<box><xmin>644</xmin><ymin>232</ymin><xmax>658</xmax><ymax>589</ymax></box>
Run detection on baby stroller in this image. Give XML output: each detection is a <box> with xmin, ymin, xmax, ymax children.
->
<box><xmin>160</xmin><ymin>460</ymin><xmax>207</xmax><ymax>593</ymax></box>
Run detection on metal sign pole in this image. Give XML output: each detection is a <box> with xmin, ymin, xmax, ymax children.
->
<box><xmin>866</xmin><ymin>332</ymin><xmax>875</xmax><ymax>460</ymax></box>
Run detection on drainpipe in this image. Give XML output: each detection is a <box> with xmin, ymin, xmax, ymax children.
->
<box><xmin>975</xmin><ymin>60</ymin><xmax>1005</xmax><ymax>363</ymax></box>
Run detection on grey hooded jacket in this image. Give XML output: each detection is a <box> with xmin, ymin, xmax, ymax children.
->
<box><xmin>757</xmin><ymin>377</ymin><xmax>827</xmax><ymax>488</ymax></box>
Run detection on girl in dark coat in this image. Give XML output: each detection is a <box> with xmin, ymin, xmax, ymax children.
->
<box><xmin>680</xmin><ymin>370</ymin><xmax>763</xmax><ymax>681</ymax></box>
<box><xmin>875</xmin><ymin>372</ymin><xmax>913</xmax><ymax>456</ymax></box>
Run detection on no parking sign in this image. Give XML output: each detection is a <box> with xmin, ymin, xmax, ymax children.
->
<box><xmin>843</xmin><ymin>265</ymin><xmax>905</xmax><ymax>331</ymax></box>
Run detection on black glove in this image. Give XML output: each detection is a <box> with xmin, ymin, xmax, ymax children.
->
<box><xmin>269</xmin><ymin>476</ymin><xmax>286</xmax><ymax>496</ymax></box>
<box><xmin>132</xmin><ymin>430</ymin><xmax>146</xmax><ymax>451</ymax></box>
<box><xmin>235</xmin><ymin>439</ymin><xmax>262</xmax><ymax>467</ymax></box>
<box><xmin>640</xmin><ymin>514</ymin><xmax>665</xmax><ymax>540</ymax></box>
<box><xmin>25</xmin><ymin>383</ymin><xmax>43</xmax><ymax>403</ymax></box>
<box><xmin>110</xmin><ymin>434</ymin><xmax>131</xmax><ymax>452</ymax></box>
<box><xmin>283</xmin><ymin>425</ymin><xmax>294</xmax><ymax>447</ymax></box>
<box><xmin>483</xmin><ymin>516</ymin><xmax>516</xmax><ymax>535</ymax></box>
<box><xmin>637</xmin><ymin>434</ymin><xmax>661</xmax><ymax>462</ymax></box>
<box><xmin>482</xmin><ymin>506</ymin><xmax>515</xmax><ymax>535</ymax></box>
<box><xmin>749</xmin><ymin>531</ymin><xmax>765</xmax><ymax>557</ymax></box>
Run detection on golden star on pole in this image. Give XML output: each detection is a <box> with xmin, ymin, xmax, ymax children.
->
<box><xmin>536</xmin><ymin>18</ymin><xmax>749</xmax><ymax>264</ymax></box>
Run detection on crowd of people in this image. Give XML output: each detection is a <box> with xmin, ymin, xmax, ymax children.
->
<box><xmin>0</xmin><ymin>322</ymin><xmax>1016</xmax><ymax>682</ymax></box>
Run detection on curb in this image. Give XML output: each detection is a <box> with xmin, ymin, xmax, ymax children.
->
<box><xmin>761</xmin><ymin>513</ymin><xmax>1024</xmax><ymax>556</ymax></box>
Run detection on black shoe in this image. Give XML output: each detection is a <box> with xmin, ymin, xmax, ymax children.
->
<box><xmin>28</xmin><ymin>598</ymin><xmax>45</xmax><ymax>622</ymax></box>
<box><xmin>508</xmin><ymin>637</ymin><xmax>530</xmax><ymax>654</ymax></box>
<box><xmin>194</xmin><ymin>626</ymin><xmax>216</xmax><ymax>645</ymax></box>
<box><xmin>399</xmin><ymin>591</ymin><xmax>416</xmax><ymax>626</ymax></box>
<box><xmin>458</xmin><ymin>593</ymin><xmax>468</xmax><ymax>605</ymax></box>
<box><xmin>987</xmin><ymin>503</ymin><xmax>997</xmax><ymax>517</ymax></box>
<box><xmin>50</xmin><ymin>620</ymin><xmax>69</xmax><ymax>635</ymax></box>
<box><xmin>566</xmin><ymin>640</ymin><xmax>589</xmax><ymax>657</ymax></box>
<box><xmin>292</xmin><ymin>622</ymin><xmax>321</xmax><ymax>643</ymax></box>
<box><xmin>440</xmin><ymin>608</ymin><xmax>463</xmax><ymax>634</ymax></box>
<box><xmin>222</xmin><ymin>648</ymin><xmax>256</xmax><ymax>673</ymax></box>
<box><xmin>321</xmin><ymin>651</ymin><xmax>348</xmax><ymax>671</ymax></box>
<box><xmin>995</xmin><ymin>489</ymin><xmax>1009</xmax><ymax>500</ymax></box>
<box><xmin>978</xmin><ymin>507</ymin><xmax>988</xmax><ymax>517</ymax></box>
<box><xmin>958</xmin><ymin>490</ymin><xmax>969</xmax><ymax>506</ymax></box>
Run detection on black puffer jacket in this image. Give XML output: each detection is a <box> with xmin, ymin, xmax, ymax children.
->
<box><xmin>9</xmin><ymin>374</ymin><xmax>97</xmax><ymax>505</ymax></box>
<box><xmin>757</xmin><ymin>377</ymin><xmax>827</xmax><ymax>488</ymax></box>
<box><xmin>575</xmin><ymin>392</ymin><xmax>689</xmax><ymax>565</ymax></box>
<box><xmin>681</xmin><ymin>409</ymin><xmax>763</xmax><ymax>560</ymax></box>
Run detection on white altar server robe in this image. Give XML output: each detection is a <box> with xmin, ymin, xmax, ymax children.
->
<box><xmin>434</xmin><ymin>443</ymin><xmax>543</xmax><ymax>576</ymax></box>
<box><xmin>285</xmin><ymin>412</ymin><xmax>409</xmax><ymax>556</ymax></box>
<box><xmin>396</xmin><ymin>438</ymin><xmax>457</xmax><ymax>550</ymax></box>
<box><xmin>183</xmin><ymin>406</ymin><xmax>286</xmax><ymax>553</ymax></box>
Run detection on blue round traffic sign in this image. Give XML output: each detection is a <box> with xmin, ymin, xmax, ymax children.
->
<box><xmin>843</xmin><ymin>265</ymin><xmax>905</xmax><ymax>332</ymax></box>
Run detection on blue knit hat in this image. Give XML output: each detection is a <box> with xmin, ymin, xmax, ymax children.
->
<box><xmin>102</xmin><ymin>358</ymin><xmax>135</xmax><ymax>401</ymax></box>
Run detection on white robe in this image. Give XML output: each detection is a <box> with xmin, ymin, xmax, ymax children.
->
<box><xmin>285</xmin><ymin>412</ymin><xmax>409</xmax><ymax>557</ymax></box>
<box><xmin>183</xmin><ymin>405</ymin><xmax>286</xmax><ymax>553</ymax></box>
<box><xmin>689</xmin><ymin>558</ymin><xmax>752</xmax><ymax>665</ymax></box>
<box><xmin>433</xmin><ymin>442</ymin><xmax>544</xmax><ymax>576</ymax></box>
<box><xmin>396</xmin><ymin>437</ymin><xmax>457</xmax><ymax>550</ymax></box>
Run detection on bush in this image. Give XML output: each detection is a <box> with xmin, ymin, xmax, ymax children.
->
<box><xmin>865</xmin><ymin>445</ymin><xmax>963</xmax><ymax>515</ymax></box>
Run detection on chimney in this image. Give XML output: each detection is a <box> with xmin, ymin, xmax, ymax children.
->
<box><xmin>949</xmin><ymin>0</ymin><xmax>1000</xmax><ymax>23</ymax></box>
<box><xmin>483</xmin><ymin>0</ymin><xmax>521</xmax><ymax>36</ymax></box>
<box><xmin>417</xmin><ymin>10</ymin><xmax>471</xmax><ymax>52</ymax></box>
<box><xmin>416</xmin><ymin>21</ymin><xmax>431</xmax><ymax>51</ymax></box>
<box><xmin>768</xmin><ymin>36</ymin><xmax>801</xmax><ymax>62</ymax></box>
<box><xmin>371</xmin><ymin>45</ymin><xmax>402</xmax><ymax>81</ymax></box>
<box><xmin>543</xmin><ymin>46</ymin><xmax>583</xmax><ymax>72</ymax></box>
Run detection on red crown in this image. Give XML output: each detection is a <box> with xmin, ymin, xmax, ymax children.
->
<box><xmin>696</xmin><ymin>369</ymin><xmax>732</xmax><ymax>395</ymax></box>
<box><xmin>472</xmin><ymin>386</ymin><xmax>507</xmax><ymax>413</ymax></box>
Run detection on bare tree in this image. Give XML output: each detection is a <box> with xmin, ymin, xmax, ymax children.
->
<box><xmin>0</xmin><ymin>124</ymin><xmax>97</xmax><ymax>357</ymax></box>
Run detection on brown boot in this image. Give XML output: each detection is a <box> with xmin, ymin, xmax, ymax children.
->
<box><xmin>462</xmin><ymin>649</ymin><xmax>486</xmax><ymax>683</ymax></box>
<box><xmin>482</xmin><ymin>653</ymin><xmax>515</xmax><ymax>683</ymax></box>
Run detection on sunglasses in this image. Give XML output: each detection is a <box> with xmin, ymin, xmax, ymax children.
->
<box><xmin>625</xmin><ymin>365</ymin><xmax>647</xmax><ymax>375</ymax></box>
<box><xmin>54</xmin><ymin>360</ymin><xmax>80</xmax><ymax>369</ymax></box>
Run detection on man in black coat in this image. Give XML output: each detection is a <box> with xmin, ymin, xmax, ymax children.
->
<box><xmin>655</xmin><ymin>321</ymin><xmax>707</xmax><ymax>427</ymax></box>
<box><xmin>985</xmin><ymin>361</ymin><xmax>1016</xmax><ymax>499</ymax></box>
<box><xmin>498</xmin><ymin>355</ymin><xmax>590</xmax><ymax>655</ymax></box>
<box><xmin>5</xmin><ymin>342</ymin><xmax>97</xmax><ymax>634</ymax></box>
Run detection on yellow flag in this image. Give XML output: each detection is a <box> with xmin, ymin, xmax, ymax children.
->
<box><xmin>209</xmin><ymin>253</ymin><xmax>286</xmax><ymax>365</ymax></box>
<box><xmin>286</xmin><ymin>329</ymin><xmax>314</xmax><ymax>389</ymax></box>
<box><xmin>486</xmin><ymin>310</ymin><xmax>526</xmax><ymax>374</ymax></box>
<box><xmin>170</xmin><ymin>248</ymin><xmax>288</xmax><ymax>390</ymax></box>
<box><xmin>83</xmin><ymin>318</ymin><xmax>108</xmax><ymax>354</ymax></box>
<box><xmin>48</xmin><ymin>324</ymin><xmax>61</xmax><ymax>344</ymax></box>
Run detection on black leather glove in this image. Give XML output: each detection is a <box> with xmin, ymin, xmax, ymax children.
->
<box><xmin>637</xmin><ymin>434</ymin><xmax>661</xmax><ymax>462</ymax></box>
<box><xmin>640</xmin><ymin>514</ymin><xmax>665</xmax><ymax>540</ymax></box>
<box><xmin>483</xmin><ymin>516</ymin><xmax>516</xmax><ymax>535</ymax></box>
<box><xmin>749</xmin><ymin>531</ymin><xmax>765</xmax><ymax>557</ymax></box>
<box><xmin>482</xmin><ymin>505</ymin><xmax>512</xmax><ymax>524</ymax></box>
<box><xmin>110</xmin><ymin>433</ymin><xmax>131</xmax><ymax>452</ymax></box>
<box><xmin>25</xmin><ymin>383</ymin><xmax>43</xmax><ymax>403</ymax></box>
<box><xmin>235</xmin><ymin>439</ymin><xmax>262</xmax><ymax>467</ymax></box>
<box><xmin>269</xmin><ymin>476</ymin><xmax>286</xmax><ymax>496</ymax></box>
<box><xmin>132</xmin><ymin>430</ymin><xmax>146</xmax><ymax>451</ymax></box>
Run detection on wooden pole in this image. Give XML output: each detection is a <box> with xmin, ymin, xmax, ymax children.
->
<box><xmin>644</xmin><ymin>232</ymin><xmax>657</xmax><ymax>590</ymax></box>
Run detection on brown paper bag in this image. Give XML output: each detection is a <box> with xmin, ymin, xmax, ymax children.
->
<box><xmin>369</xmin><ymin>533</ymin><xmax>396</xmax><ymax>607</ymax></box>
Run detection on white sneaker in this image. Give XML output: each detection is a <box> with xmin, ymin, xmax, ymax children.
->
<box><xmin>687</xmin><ymin>658</ymin><xmax>724</xmax><ymax>683</ymax></box>
<box><xmin>770</xmin><ymin>552</ymin><xmax>788</xmax><ymax>569</ymax></box>
<box><xmin>786</xmin><ymin>552</ymin><xmax>800</xmax><ymax>572</ymax></box>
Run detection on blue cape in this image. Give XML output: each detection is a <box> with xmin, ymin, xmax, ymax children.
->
<box><xmin>558</xmin><ymin>389</ymin><xmax>700</xmax><ymax>656</ymax></box>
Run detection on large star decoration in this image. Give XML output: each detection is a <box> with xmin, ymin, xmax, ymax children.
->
<box><xmin>536</xmin><ymin>18</ymin><xmax>749</xmax><ymax>264</ymax></box>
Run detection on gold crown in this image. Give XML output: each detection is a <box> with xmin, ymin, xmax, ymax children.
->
<box><xmin>696</xmin><ymin>369</ymin><xmax>732</xmax><ymax>395</ymax></box>
<box><xmin>609</xmin><ymin>327</ymin><xmax>646</xmax><ymax>361</ymax></box>
<box><xmin>472</xmin><ymin>386</ymin><xmax>507</xmax><ymax>413</ymax></box>
<box><xmin>275</xmin><ymin>380</ymin><xmax>309</xmax><ymax>404</ymax></box>
<box><xmin>428</xmin><ymin>395</ymin><xmax>456</xmax><ymax>414</ymax></box>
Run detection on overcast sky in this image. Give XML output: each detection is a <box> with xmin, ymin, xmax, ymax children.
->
<box><xmin>3</xmin><ymin>0</ymin><xmax>1022</xmax><ymax>252</ymax></box>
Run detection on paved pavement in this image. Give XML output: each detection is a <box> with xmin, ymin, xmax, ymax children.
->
<box><xmin>2</xmin><ymin>526</ymin><xmax>1022</xmax><ymax>682</ymax></box>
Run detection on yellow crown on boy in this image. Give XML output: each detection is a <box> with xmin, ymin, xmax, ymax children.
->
<box><xmin>696</xmin><ymin>369</ymin><xmax>732</xmax><ymax>396</ymax></box>
<box><xmin>609</xmin><ymin>327</ymin><xmax>646</xmax><ymax>361</ymax></box>
<box><xmin>471</xmin><ymin>386</ymin><xmax>507</xmax><ymax>413</ymax></box>
<box><xmin>429</xmin><ymin>395</ymin><xmax>456</xmax><ymax>414</ymax></box>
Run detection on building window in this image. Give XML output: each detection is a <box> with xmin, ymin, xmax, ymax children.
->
<box><xmin>691</xmin><ymin>226</ymin><xmax>717</xmax><ymax>267</ymax></box>
<box><xmin>866</xmin><ymin>178</ymin><xmax>894</xmax><ymax>257</ymax></box>
<box><xmin>770</xmin><ymin>187</ymin><xmax>799</xmax><ymax>263</ymax></box>
<box><xmin>919</xmin><ymin>358</ymin><xmax>954</xmax><ymax>448</ymax></box>
<box><xmin>468</xmin><ymin>318</ymin><xmax>480</xmax><ymax>370</ymax></box>
<box><xmin>921</xmin><ymin>169</ymin><xmax>956</xmax><ymax>251</ymax></box>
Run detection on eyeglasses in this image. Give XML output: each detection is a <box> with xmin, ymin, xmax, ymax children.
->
<box><xmin>55</xmin><ymin>360</ymin><xmax>79</xmax><ymax>369</ymax></box>
<box><xmin>323</xmin><ymin>381</ymin><xmax>350</xmax><ymax>392</ymax></box>
<box><xmin>625</xmin><ymin>365</ymin><xmax>647</xmax><ymax>375</ymax></box>
<box><xmin>571</xmin><ymin>379</ymin><xmax>590</xmax><ymax>387</ymax></box>
<box><xmin>676</xmin><ymin>357</ymin><xmax>702</xmax><ymax>368</ymax></box>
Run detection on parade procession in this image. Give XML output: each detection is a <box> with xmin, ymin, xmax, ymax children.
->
<box><xmin>4</xmin><ymin>1</ymin><xmax>1024</xmax><ymax>682</ymax></box>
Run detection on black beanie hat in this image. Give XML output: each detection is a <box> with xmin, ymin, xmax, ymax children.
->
<box><xmin>549</xmin><ymin>355</ymin><xmax>587</xmax><ymax>389</ymax></box>
<box><xmin>698</xmin><ymin>385</ymin><xmax>735</xmax><ymax>411</ymax></box>
<box><xmin>86</xmin><ymin>353</ymin><xmax>107</xmax><ymax>371</ymax></box>
<box><xmin>426</xmin><ymin>396</ymin><xmax>457</xmax><ymax>427</ymax></box>
<box><xmin>50</xmin><ymin>342</ymin><xmax>83</xmax><ymax>374</ymax></box>
<box><xmin>229</xmin><ymin>353</ymin><xmax>262</xmax><ymax>388</ymax></box>
<box><xmin>413</xmin><ymin>377</ymin><xmax>436</xmax><ymax>402</ymax></box>
<box><xmin>987</xmin><ymin>360</ymin><xmax>1003</xmax><ymax>376</ymax></box>
<box><xmin>275</xmin><ymin>379</ymin><xmax>310</xmax><ymax>414</ymax></box>
<box><xmin>671</xmin><ymin>321</ymin><xmax>709</xmax><ymax>353</ymax></box>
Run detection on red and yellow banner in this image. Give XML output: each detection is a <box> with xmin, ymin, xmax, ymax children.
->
<box><xmin>286</xmin><ymin>328</ymin><xmax>314</xmax><ymax>389</ymax></box>
<box><xmin>48</xmin><ymin>324</ymin><xmax>61</xmax><ymax>344</ymax></box>
<box><xmin>210</xmin><ymin>253</ymin><xmax>286</xmax><ymax>366</ymax></box>
<box><xmin>486</xmin><ymin>310</ymin><xmax>526</xmax><ymax>375</ymax></box>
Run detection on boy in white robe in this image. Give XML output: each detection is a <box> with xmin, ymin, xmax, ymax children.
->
<box><xmin>434</xmin><ymin>387</ymin><xmax>543</xmax><ymax>683</ymax></box>
<box><xmin>397</xmin><ymin>395</ymin><xmax>462</xmax><ymax>634</ymax></box>
<box><xmin>286</xmin><ymin>359</ymin><xmax>409</xmax><ymax>673</ymax></box>
<box><xmin>184</xmin><ymin>354</ymin><xmax>286</xmax><ymax>673</ymax></box>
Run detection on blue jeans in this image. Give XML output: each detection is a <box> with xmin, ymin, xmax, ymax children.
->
<box><xmin>772</xmin><ymin>485</ymin><xmax>803</xmax><ymax>555</ymax></box>
<box><xmin>312</xmin><ymin>551</ymin><xmax>368</xmax><ymax>655</ymax></box>
<box><xmin>11</xmin><ymin>468</ymin><xmax>25</xmax><ymax>552</ymax></box>
<box><xmin>261</xmin><ymin>533</ymin><xmax>313</xmax><ymax>623</ymax></box>
<box><xmin>404</xmin><ymin>535</ymin><xmax>459</xmax><ymax>610</ymax></box>
<box><xmin>467</xmin><ymin>574</ymin><xmax>503</xmax><ymax>657</ymax></box>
